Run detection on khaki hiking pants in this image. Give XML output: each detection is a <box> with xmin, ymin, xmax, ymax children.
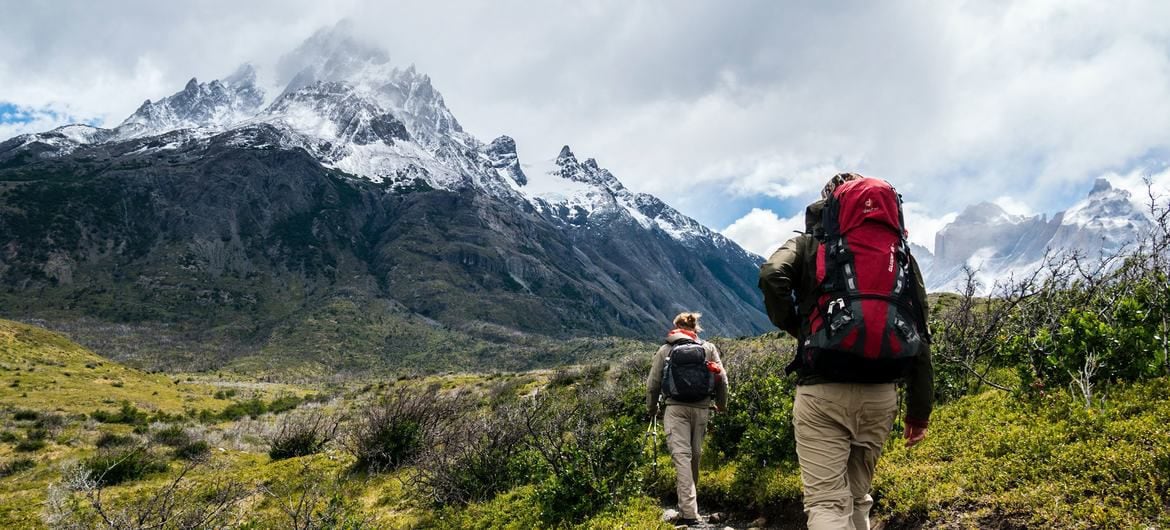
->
<box><xmin>664</xmin><ymin>404</ymin><xmax>711</xmax><ymax>519</ymax></box>
<box><xmin>793</xmin><ymin>383</ymin><xmax>898</xmax><ymax>530</ymax></box>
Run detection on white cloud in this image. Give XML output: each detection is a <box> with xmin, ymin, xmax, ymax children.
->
<box><xmin>992</xmin><ymin>196</ymin><xmax>1033</xmax><ymax>217</ymax></box>
<box><xmin>3</xmin><ymin>1</ymin><xmax>1170</xmax><ymax>235</ymax></box>
<box><xmin>721</xmin><ymin>208</ymin><xmax>804</xmax><ymax>257</ymax></box>
<box><xmin>902</xmin><ymin>202</ymin><xmax>958</xmax><ymax>254</ymax></box>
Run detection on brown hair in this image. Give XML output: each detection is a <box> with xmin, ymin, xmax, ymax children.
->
<box><xmin>673</xmin><ymin>312</ymin><xmax>703</xmax><ymax>333</ymax></box>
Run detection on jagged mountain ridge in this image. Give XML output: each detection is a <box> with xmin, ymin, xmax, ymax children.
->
<box><xmin>0</xmin><ymin>23</ymin><xmax>768</xmax><ymax>371</ymax></box>
<box><xmin>921</xmin><ymin>178</ymin><xmax>1152</xmax><ymax>292</ymax></box>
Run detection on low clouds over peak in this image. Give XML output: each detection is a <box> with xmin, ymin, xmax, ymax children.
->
<box><xmin>3</xmin><ymin>1</ymin><xmax>1170</xmax><ymax>254</ymax></box>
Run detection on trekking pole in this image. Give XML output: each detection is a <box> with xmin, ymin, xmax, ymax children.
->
<box><xmin>645</xmin><ymin>406</ymin><xmax>660</xmax><ymax>482</ymax></box>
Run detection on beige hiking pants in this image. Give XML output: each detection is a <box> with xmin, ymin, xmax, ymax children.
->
<box><xmin>793</xmin><ymin>383</ymin><xmax>898</xmax><ymax>530</ymax></box>
<box><xmin>664</xmin><ymin>404</ymin><xmax>711</xmax><ymax>519</ymax></box>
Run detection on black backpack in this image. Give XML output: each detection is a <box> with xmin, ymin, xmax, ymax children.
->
<box><xmin>661</xmin><ymin>339</ymin><xmax>715</xmax><ymax>402</ymax></box>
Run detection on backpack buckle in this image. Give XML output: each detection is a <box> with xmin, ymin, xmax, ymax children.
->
<box><xmin>826</xmin><ymin>298</ymin><xmax>853</xmax><ymax>334</ymax></box>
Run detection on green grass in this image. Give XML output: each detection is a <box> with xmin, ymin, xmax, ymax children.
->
<box><xmin>0</xmin><ymin>319</ymin><xmax>227</xmax><ymax>414</ymax></box>
<box><xmin>873</xmin><ymin>378</ymin><xmax>1170</xmax><ymax>528</ymax></box>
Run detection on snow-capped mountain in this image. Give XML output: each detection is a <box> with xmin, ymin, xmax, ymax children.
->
<box><xmin>114</xmin><ymin>64</ymin><xmax>264</xmax><ymax>141</ymax></box>
<box><xmin>2</xmin><ymin>22</ymin><xmax>743</xmax><ymax>260</ymax></box>
<box><xmin>923</xmin><ymin>178</ymin><xmax>1152</xmax><ymax>292</ymax></box>
<box><xmin>0</xmin><ymin>20</ymin><xmax>769</xmax><ymax>365</ymax></box>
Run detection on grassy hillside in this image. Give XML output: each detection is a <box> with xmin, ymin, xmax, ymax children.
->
<box><xmin>0</xmin><ymin>319</ymin><xmax>227</xmax><ymax>413</ymax></box>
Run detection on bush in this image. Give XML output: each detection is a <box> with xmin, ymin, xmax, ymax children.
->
<box><xmin>342</xmin><ymin>387</ymin><xmax>466</xmax><ymax>473</ymax></box>
<box><xmin>267</xmin><ymin>411</ymin><xmax>337</xmax><ymax>460</ymax></box>
<box><xmin>151</xmin><ymin>424</ymin><xmax>191</xmax><ymax>447</ymax></box>
<box><xmin>91</xmin><ymin>401</ymin><xmax>149</xmax><ymax>425</ymax></box>
<box><xmin>411</xmin><ymin>404</ymin><xmax>533</xmax><ymax>506</ymax></box>
<box><xmin>521</xmin><ymin>388</ymin><xmax>645</xmax><ymax>525</ymax></box>
<box><xmin>266</xmin><ymin>395</ymin><xmax>304</xmax><ymax>415</ymax></box>
<box><xmin>83</xmin><ymin>446</ymin><xmax>170</xmax><ymax>486</ymax></box>
<box><xmin>0</xmin><ymin>457</ymin><xmax>35</xmax><ymax>477</ymax></box>
<box><xmin>217</xmin><ymin>398</ymin><xmax>268</xmax><ymax>421</ymax></box>
<box><xmin>12</xmin><ymin>409</ymin><xmax>39</xmax><ymax>421</ymax></box>
<box><xmin>35</xmin><ymin>412</ymin><xmax>66</xmax><ymax>432</ymax></box>
<box><xmin>95</xmin><ymin>431</ymin><xmax>136</xmax><ymax>449</ymax></box>
<box><xmin>14</xmin><ymin>437</ymin><xmax>46</xmax><ymax>452</ymax></box>
<box><xmin>173</xmin><ymin>440</ymin><xmax>211</xmax><ymax>461</ymax></box>
<box><xmin>708</xmin><ymin>348</ymin><xmax>796</xmax><ymax>466</ymax></box>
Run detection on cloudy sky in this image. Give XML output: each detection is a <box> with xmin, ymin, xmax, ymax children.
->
<box><xmin>3</xmin><ymin>0</ymin><xmax>1170</xmax><ymax>256</ymax></box>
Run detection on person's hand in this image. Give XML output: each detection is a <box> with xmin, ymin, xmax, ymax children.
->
<box><xmin>904</xmin><ymin>425</ymin><xmax>927</xmax><ymax>447</ymax></box>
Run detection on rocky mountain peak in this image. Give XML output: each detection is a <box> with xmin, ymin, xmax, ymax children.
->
<box><xmin>486</xmin><ymin>135</ymin><xmax>526</xmax><ymax>186</ymax></box>
<box><xmin>1090</xmin><ymin>177</ymin><xmax>1114</xmax><ymax>196</ymax></box>
<box><xmin>113</xmin><ymin>66</ymin><xmax>264</xmax><ymax>141</ymax></box>
<box><xmin>928</xmin><ymin>177</ymin><xmax>1153</xmax><ymax>293</ymax></box>
<box><xmin>553</xmin><ymin>145</ymin><xmax>624</xmax><ymax>191</ymax></box>
<box><xmin>264</xmin><ymin>81</ymin><xmax>410</xmax><ymax>148</ymax></box>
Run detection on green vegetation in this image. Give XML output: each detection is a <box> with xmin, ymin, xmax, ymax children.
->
<box><xmin>0</xmin><ymin>319</ymin><xmax>227</xmax><ymax>414</ymax></box>
<box><xmin>4</xmin><ymin>208</ymin><xmax>1170</xmax><ymax>528</ymax></box>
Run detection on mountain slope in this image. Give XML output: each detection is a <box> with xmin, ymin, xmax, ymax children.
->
<box><xmin>0</xmin><ymin>23</ymin><xmax>768</xmax><ymax>371</ymax></box>
<box><xmin>0</xmin><ymin>319</ymin><xmax>225</xmax><ymax>413</ymax></box>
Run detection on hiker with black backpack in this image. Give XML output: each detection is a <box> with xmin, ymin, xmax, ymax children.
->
<box><xmin>646</xmin><ymin>312</ymin><xmax>728</xmax><ymax>526</ymax></box>
<box><xmin>759</xmin><ymin>173</ymin><xmax>933</xmax><ymax>530</ymax></box>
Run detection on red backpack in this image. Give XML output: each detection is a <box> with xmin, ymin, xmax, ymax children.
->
<box><xmin>800</xmin><ymin>177</ymin><xmax>926</xmax><ymax>382</ymax></box>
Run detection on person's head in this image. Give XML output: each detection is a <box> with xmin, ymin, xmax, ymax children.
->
<box><xmin>673</xmin><ymin>312</ymin><xmax>703</xmax><ymax>333</ymax></box>
<box><xmin>821</xmin><ymin>172</ymin><xmax>865</xmax><ymax>199</ymax></box>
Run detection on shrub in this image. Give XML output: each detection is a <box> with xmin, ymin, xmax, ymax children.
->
<box><xmin>15</xmin><ymin>437</ymin><xmax>46</xmax><ymax>452</ymax></box>
<box><xmin>411</xmin><ymin>403</ymin><xmax>533</xmax><ymax>506</ymax></box>
<box><xmin>267</xmin><ymin>411</ymin><xmax>337</xmax><ymax>461</ymax></box>
<box><xmin>95</xmin><ymin>431</ymin><xmax>136</xmax><ymax>449</ymax></box>
<box><xmin>47</xmin><ymin>459</ymin><xmax>251</xmax><ymax>528</ymax></box>
<box><xmin>151</xmin><ymin>424</ymin><xmax>191</xmax><ymax>447</ymax></box>
<box><xmin>217</xmin><ymin>398</ymin><xmax>268</xmax><ymax>421</ymax></box>
<box><xmin>0</xmin><ymin>456</ymin><xmax>35</xmax><ymax>477</ymax></box>
<box><xmin>173</xmin><ymin>440</ymin><xmax>211</xmax><ymax>461</ymax></box>
<box><xmin>91</xmin><ymin>401</ymin><xmax>149</xmax><ymax>425</ymax></box>
<box><xmin>342</xmin><ymin>387</ymin><xmax>466</xmax><ymax>473</ymax></box>
<box><xmin>708</xmin><ymin>347</ymin><xmax>796</xmax><ymax>466</ymax></box>
<box><xmin>12</xmin><ymin>409</ymin><xmax>39</xmax><ymax>421</ymax></box>
<box><xmin>35</xmin><ymin>412</ymin><xmax>66</xmax><ymax>432</ymax></box>
<box><xmin>521</xmin><ymin>388</ymin><xmax>645</xmax><ymax>525</ymax></box>
<box><xmin>83</xmin><ymin>446</ymin><xmax>170</xmax><ymax>486</ymax></box>
<box><xmin>266</xmin><ymin>395</ymin><xmax>304</xmax><ymax>415</ymax></box>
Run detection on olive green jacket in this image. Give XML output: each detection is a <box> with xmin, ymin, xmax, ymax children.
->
<box><xmin>757</xmin><ymin>199</ymin><xmax>934</xmax><ymax>427</ymax></box>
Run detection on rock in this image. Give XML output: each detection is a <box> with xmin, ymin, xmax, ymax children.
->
<box><xmin>661</xmin><ymin>508</ymin><xmax>680</xmax><ymax>522</ymax></box>
<box><xmin>707</xmin><ymin>512</ymin><xmax>725</xmax><ymax>523</ymax></box>
<box><xmin>751</xmin><ymin>516</ymin><xmax>768</xmax><ymax>527</ymax></box>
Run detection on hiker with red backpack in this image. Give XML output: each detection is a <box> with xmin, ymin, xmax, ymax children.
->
<box><xmin>646</xmin><ymin>312</ymin><xmax>729</xmax><ymax>526</ymax></box>
<box><xmin>759</xmin><ymin>173</ymin><xmax>933</xmax><ymax>530</ymax></box>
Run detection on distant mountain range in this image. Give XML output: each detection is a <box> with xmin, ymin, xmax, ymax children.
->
<box><xmin>0</xmin><ymin>22</ymin><xmax>768</xmax><ymax>373</ymax></box>
<box><xmin>917</xmin><ymin>177</ymin><xmax>1152</xmax><ymax>292</ymax></box>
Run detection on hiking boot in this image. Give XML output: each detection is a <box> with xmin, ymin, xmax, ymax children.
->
<box><xmin>675</xmin><ymin>518</ymin><xmax>701</xmax><ymax>528</ymax></box>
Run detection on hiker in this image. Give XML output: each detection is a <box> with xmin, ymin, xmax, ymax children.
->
<box><xmin>759</xmin><ymin>173</ymin><xmax>933</xmax><ymax>530</ymax></box>
<box><xmin>646</xmin><ymin>312</ymin><xmax>729</xmax><ymax>526</ymax></box>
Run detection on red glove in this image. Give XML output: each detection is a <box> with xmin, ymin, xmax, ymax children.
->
<box><xmin>706</xmin><ymin>361</ymin><xmax>722</xmax><ymax>374</ymax></box>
